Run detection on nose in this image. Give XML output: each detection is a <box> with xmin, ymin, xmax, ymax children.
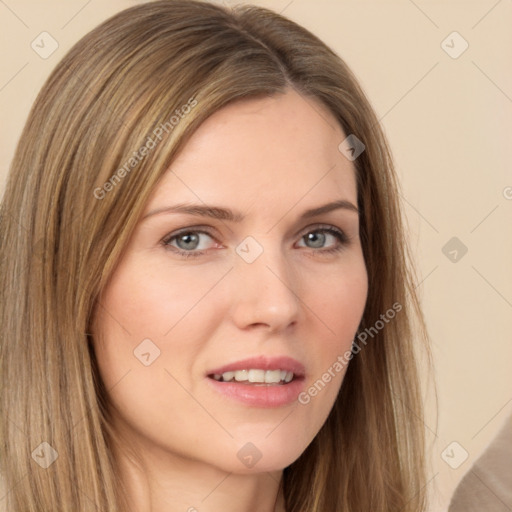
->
<box><xmin>229</xmin><ymin>239</ymin><xmax>301</xmax><ymax>332</ymax></box>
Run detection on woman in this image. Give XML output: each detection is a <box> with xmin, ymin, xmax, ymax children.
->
<box><xmin>0</xmin><ymin>1</ymin><xmax>431</xmax><ymax>510</ymax></box>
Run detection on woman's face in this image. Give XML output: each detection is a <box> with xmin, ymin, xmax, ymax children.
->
<box><xmin>92</xmin><ymin>88</ymin><xmax>368</xmax><ymax>474</ymax></box>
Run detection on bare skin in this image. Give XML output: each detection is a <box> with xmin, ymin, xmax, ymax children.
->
<box><xmin>92</xmin><ymin>87</ymin><xmax>368</xmax><ymax>512</ymax></box>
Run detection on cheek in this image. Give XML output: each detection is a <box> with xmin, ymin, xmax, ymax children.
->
<box><xmin>99</xmin><ymin>259</ymin><xmax>226</xmax><ymax>339</ymax></box>
<box><xmin>296</xmin><ymin>258</ymin><xmax>367</xmax><ymax>410</ymax></box>
<box><xmin>90</xmin><ymin>263</ymin><xmax>222</xmax><ymax>451</ymax></box>
<box><xmin>91</xmin><ymin>259</ymin><xmax>231</xmax><ymax>392</ymax></box>
<box><xmin>307</xmin><ymin>257</ymin><xmax>368</xmax><ymax>346</ymax></box>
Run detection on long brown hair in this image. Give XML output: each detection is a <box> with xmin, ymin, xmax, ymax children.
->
<box><xmin>0</xmin><ymin>1</ymin><xmax>431</xmax><ymax>510</ymax></box>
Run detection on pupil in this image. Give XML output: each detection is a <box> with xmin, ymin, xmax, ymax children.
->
<box><xmin>178</xmin><ymin>233</ymin><xmax>199</xmax><ymax>250</ymax></box>
<box><xmin>307</xmin><ymin>232</ymin><xmax>325</xmax><ymax>248</ymax></box>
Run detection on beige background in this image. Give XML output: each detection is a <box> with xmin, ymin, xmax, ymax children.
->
<box><xmin>1</xmin><ymin>1</ymin><xmax>511</xmax><ymax>510</ymax></box>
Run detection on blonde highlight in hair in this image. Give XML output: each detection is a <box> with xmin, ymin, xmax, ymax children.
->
<box><xmin>0</xmin><ymin>1</ymin><xmax>432</xmax><ymax>510</ymax></box>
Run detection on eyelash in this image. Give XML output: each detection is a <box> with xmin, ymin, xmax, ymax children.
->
<box><xmin>161</xmin><ymin>224</ymin><xmax>351</xmax><ymax>259</ymax></box>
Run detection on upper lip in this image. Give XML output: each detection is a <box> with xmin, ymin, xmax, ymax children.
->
<box><xmin>207</xmin><ymin>356</ymin><xmax>306</xmax><ymax>378</ymax></box>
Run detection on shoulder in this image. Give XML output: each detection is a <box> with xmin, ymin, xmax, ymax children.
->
<box><xmin>448</xmin><ymin>413</ymin><xmax>512</xmax><ymax>512</ymax></box>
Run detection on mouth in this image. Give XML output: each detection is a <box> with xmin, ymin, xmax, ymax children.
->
<box><xmin>205</xmin><ymin>356</ymin><xmax>306</xmax><ymax>407</ymax></box>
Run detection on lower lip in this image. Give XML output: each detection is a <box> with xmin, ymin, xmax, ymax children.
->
<box><xmin>206</xmin><ymin>377</ymin><xmax>305</xmax><ymax>408</ymax></box>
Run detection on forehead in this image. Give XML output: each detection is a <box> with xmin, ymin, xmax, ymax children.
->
<box><xmin>145</xmin><ymin>89</ymin><xmax>357</xmax><ymax>217</ymax></box>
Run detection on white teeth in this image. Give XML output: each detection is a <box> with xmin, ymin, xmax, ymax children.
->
<box><xmin>222</xmin><ymin>371</ymin><xmax>235</xmax><ymax>382</ymax></box>
<box><xmin>248</xmin><ymin>369</ymin><xmax>266</xmax><ymax>382</ymax></box>
<box><xmin>234</xmin><ymin>370</ymin><xmax>248</xmax><ymax>382</ymax></box>
<box><xmin>264</xmin><ymin>370</ymin><xmax>282</xmax><ymax>383</ymax></box>
<box><xmin>213</xmin><ymin>369</ymin><xmax>295</xmax><ymax>384</ymax></box>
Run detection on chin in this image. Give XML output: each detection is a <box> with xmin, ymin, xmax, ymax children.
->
<box><xmin>209</xmin><ymin>433</ymin><xmax>311</xmax><ymax>475</ymax></box>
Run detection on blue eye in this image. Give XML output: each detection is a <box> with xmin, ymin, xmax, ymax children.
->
<box><xmin>162</xmin><ymin>229</ymin><xmax>216</xmax><ymax>258</ymax></box>
<box><xmin>298</xmin><ymin>226</ymin><xmax>349</xmax><ymax>253</ymax></box>
<box><xmin>162</xmin><ymin>225</ymin><xmax>350</xmax><ymax>258</ymax></box>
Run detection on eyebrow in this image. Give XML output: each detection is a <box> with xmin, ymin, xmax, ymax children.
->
<box><xmin>142</xmin><ymin>199</ymin><xmax>359</xmax><ymax>223</ymax></box>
